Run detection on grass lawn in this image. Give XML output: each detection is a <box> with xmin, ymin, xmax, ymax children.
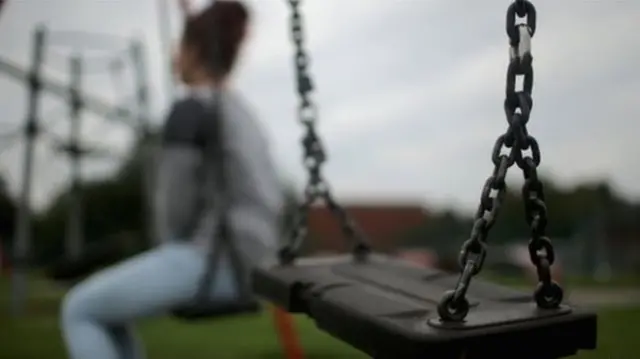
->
<box><xmin>1</xmin><ymin>275</ymin><xmax>639</xmax><ymax>359</ymax></box>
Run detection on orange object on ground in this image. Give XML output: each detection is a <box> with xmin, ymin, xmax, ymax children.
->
<box><xmin>272</xmin><ymin>305</ymin><xmax>305</xmax><ymax>359</ymax></box>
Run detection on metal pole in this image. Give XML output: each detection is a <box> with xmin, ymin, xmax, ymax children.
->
<box><xmin>156</xmin><ymin>0</ymin><xmax>177</xmax><ymax>101</ymax></box>
<box><xmin>10</xmin><ymin>25</ymin><xmax>47</xmax><ymax>317</ymax></box>
<box><xmin>65</xmin><ymin>55</ymin><xmax>84</xmax><ymax>260</ymax></box>
<box><xmin>130</xmin><ymin>40</ymin><xmax>159</xmax><ymax>246</ymax></box>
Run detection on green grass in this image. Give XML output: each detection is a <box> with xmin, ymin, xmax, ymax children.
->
<box><xmin>1</xmin><ymin>275</ymin><xmax>639</xmax><ymax>359</ymax></box>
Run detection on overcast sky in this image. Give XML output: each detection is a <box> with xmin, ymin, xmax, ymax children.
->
<box><xmin>0</xmin><ymin>0</ymin><xmax>638</xmax><ymax>214</ymax></box>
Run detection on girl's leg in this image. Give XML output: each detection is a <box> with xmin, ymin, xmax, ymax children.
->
<box><xmin>60</xmin><ymin>241</ymin><xmax>238</xmax><ymax>359</ymax></box>
<box><xmin>108</xmin><ymin>325</ymin><xmax>145</xmax><ymax>359</ymax></box>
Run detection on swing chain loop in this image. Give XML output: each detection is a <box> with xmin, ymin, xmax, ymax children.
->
<box><xmin>438</xmin><ymin>0</ymin><xmax>562</xmax><ymax>322</ymax></box>
<box><xmin>279</xmin><ymin>0</ymin><xmax>371</xmax><ymax>266</ymax></box>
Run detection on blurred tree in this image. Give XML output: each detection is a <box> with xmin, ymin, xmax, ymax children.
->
<box><xmin>0</xmin><ymin>175</ymin><xmax>15</xmax><ymax>235</ymax></box>
<box><xmin>401</xmin><ymin>177</ymin><xmax>637</xmax><ymax>251</ymax></box>
<box><xmin>35</xmin><ymin>133</ymin><xmax>152</xmax><ymax>265</ymax></box>
<box><xmin>0</xmin><ymin>174</ymin><xmax>16</xmax><ymax>256</ymax></box>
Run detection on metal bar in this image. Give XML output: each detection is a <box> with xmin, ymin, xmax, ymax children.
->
<box><xmin>65</xmin><ymin>54</ymin><xmax>84</xmax><ymax>260</ymax></box>
<box><xmin>0</xmin><ymin>55</ymin><xmax>134</xmax><ymax>126</ymax></box>
<box><xmin>10</xmin><ymin>25</ymin><xmax>46</xmax><ymax>317</ymax></box>
<box><xmin>45</xmin><ymin>47</ymin><xmax>130</xmax><ymax>75</ymax></box>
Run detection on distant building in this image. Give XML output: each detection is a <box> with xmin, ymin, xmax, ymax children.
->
<box><xmin>307</xmin><ymin>200</ymin><xmax>429</xmax><ymax>253</ymax></box>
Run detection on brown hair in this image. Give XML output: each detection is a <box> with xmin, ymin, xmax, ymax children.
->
<box><xmin>182</xmin><ymin>0</ymin><xmax>250</xmax><ymax>77</ymax></box>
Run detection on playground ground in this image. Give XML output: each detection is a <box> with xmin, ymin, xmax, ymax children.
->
<box><xmin>0</xmin><ymin>275</ymin><xmax>639</xmax><ymax>359</ymax></box>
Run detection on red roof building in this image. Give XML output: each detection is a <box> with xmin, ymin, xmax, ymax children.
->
<box><xmin>307</xmin><ymin>201</ymin><xmax>430</xmax><ymax>253</ymax></box>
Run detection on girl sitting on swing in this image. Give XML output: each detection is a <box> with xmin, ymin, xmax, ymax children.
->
<box><xmin>60</xmin><ymin>1</ymin><xmax>283</xmax><ymax>358</ymax></box>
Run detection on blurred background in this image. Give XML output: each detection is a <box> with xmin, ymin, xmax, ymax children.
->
<box><xmin>0</xmin><ymin>0</ymin><xmax>638</xmax><ymax>358</ymax></box>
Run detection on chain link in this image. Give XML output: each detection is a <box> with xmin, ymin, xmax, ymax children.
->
<box><xmin>438</xmin><ymin>0</ymin><xmax>563</xmax><ymax>322</ymax></box>
<box><xmin>278</xmin><ymin>0</ymin><xmax>371</xmax><ymax>266</ymax></box>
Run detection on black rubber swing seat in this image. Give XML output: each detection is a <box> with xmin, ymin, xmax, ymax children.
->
<box><xmin>252</xmin><ymin>253</ymin><xmax>597</xmax><ymax>359</ymax></box>
<box><xmin>171</xmin><ymin>299</ymin><xmax>261</xmax><ymax>321</ymax></box>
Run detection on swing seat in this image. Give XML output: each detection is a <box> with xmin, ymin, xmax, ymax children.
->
<box><xmin>171</xmin><ymin>298</ymin><xmax>261</xmax><ymax>321</ymax></box>
<box><xmin>252</xmin><ymin>253</ymin><xmax>597</xmax><ymax>359</ymax></box>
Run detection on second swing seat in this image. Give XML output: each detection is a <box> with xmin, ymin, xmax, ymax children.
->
<box><xmin>252</xmin><ymin>254</ymin><xmax>597</xmax><ymax>359</ymax></box>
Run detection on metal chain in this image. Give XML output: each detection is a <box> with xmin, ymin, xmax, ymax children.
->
<box><xmin>278</xmin><ymin>0</ymin><xmax>371</xmax><ymax>266</ymax></box>
<box><xmin>437</xmin><ymin>0</ymin><xmax>563</xmax><ymax>322</ymax></box>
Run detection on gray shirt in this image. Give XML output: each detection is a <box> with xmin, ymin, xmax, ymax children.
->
<box><xmin>154</xmin><ymin>88</ymin><xmax>283</xmax><ymax>263</ymax></box>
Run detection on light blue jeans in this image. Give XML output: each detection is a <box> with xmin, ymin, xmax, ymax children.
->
<box><xmin>60</xmin><ymin>241</ymin><xmax>238</xmax><ymax>359</ymax></box>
